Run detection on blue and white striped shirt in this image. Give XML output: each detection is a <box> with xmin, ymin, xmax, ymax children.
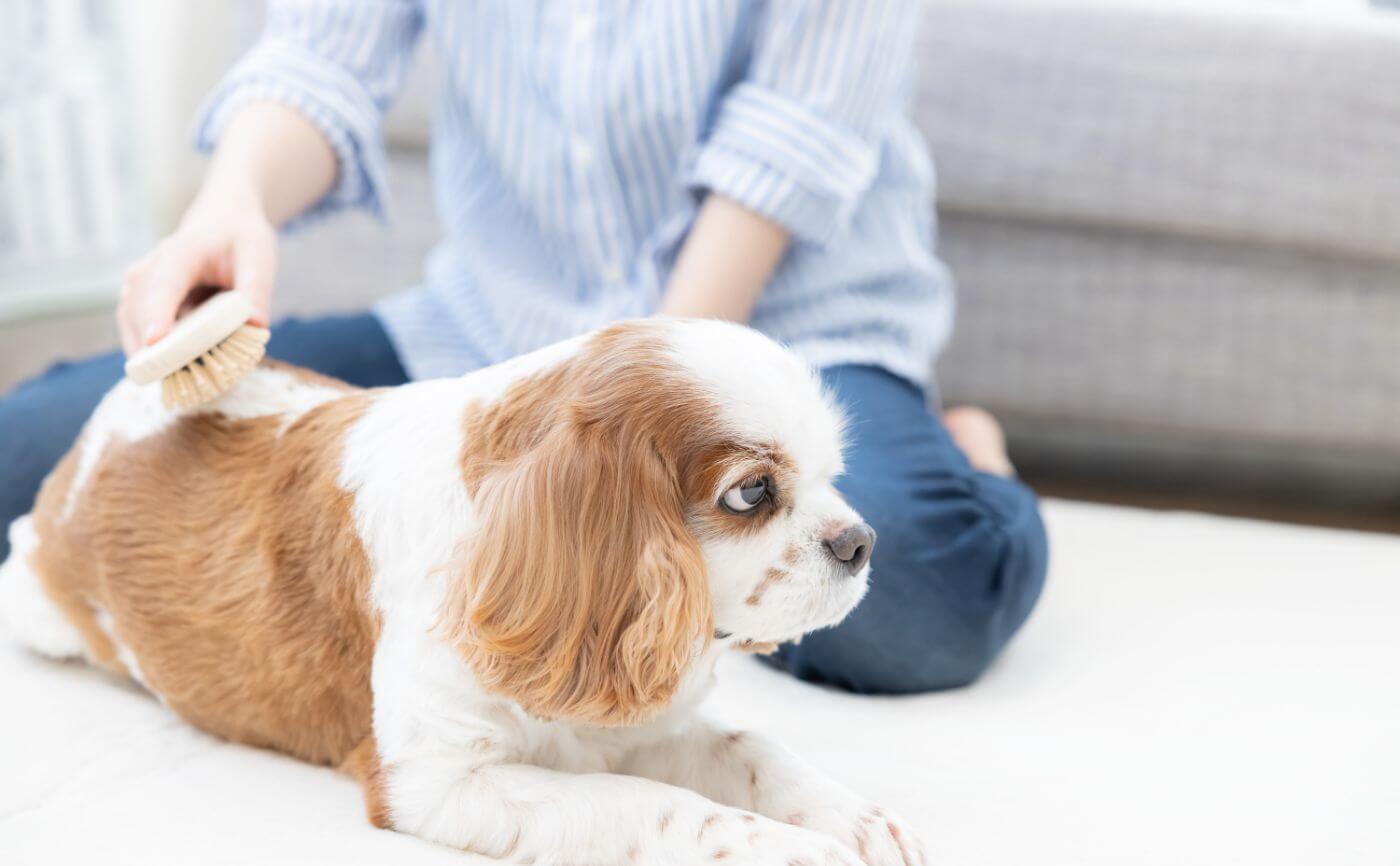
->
<box><xmin>197</xmin><ymin>0</ymin><xmax>953</xmax><ymax>386</ymax></box>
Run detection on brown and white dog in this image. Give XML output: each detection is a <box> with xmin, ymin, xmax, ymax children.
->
<box><xmin>0</xmin><ymin>318</ymin><xmax>925</xmax><ymax>865</ymax></box>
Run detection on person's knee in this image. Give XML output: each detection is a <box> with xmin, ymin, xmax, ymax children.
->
<box><xmin>902</xmin><ymin>476</ymin><xmax>1048</xmax><ymax>689</ymax></box>
<box><xmin>0</xmin><ymin>390</ymin><xmax>46</xmax><ymax>563</ymax></box>
<box><xmin>774</xmin><ymin>476</ymin><xmax>1048</xmax><ymax>694</ymax></box>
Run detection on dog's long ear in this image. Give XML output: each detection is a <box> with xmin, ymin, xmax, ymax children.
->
<box><xmin>439</xmin><ymin>418</ymin><xmax>711</xmax><ymax>726</ymax></box>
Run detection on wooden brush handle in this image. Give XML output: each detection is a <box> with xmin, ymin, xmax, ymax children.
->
<box><xmin>124</xmin><ymin>292</ymin><xmax>253</xmax><ymax>385</ymax></box>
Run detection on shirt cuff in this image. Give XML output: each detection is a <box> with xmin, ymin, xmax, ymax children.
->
<box><xmin>685</xmin><ymin>82</ymin><xmax>879</xmax><ymax>245</ymax></box>
<box><xmin>193</xmin><ymin>41</ymin><xmax>392</xmax><ymax>230</ymax></box>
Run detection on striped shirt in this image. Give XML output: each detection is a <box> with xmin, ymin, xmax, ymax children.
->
<box><xmin>197</xmin><ymin>0</ymin><xmax>953</xmax><ymax>386</ymax></box>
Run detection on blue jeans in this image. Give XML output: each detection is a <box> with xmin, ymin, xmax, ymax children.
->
<box><xmin>0</xmin><ymin>313</ymin><xmax>1047</xmax><ymax>693</ymax></box>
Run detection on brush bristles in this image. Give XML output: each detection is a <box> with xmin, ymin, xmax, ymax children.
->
<box><xmin>160</xmin><ymin>325</ymin><xmax>271</xmax><ymax>410</ymax></box>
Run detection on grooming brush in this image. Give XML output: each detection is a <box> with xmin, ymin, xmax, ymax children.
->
<box><xmin>124</xmin><ymin>291</ymin><xmax>270</xmax><ymax>410</ymax></box>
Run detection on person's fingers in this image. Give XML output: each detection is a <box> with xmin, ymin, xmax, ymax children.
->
<box><xmin>118</xmin><ymin>302</ymin><xmax>144</xmax><ymax>356</ymax></box>
<box><xmin>138</xmin><ymin>241</ymin><xmax>205</xmax><ymax>346</ymax></box>
<box><xmin>117</xmin><ymin>254</ymin><xmax>154</xmax><ymax>356</ymax></box>
<box><xmin>232</xmin><ymin>225</ymin><xmax>277</xmax><ymax>327</ymax></box>
<box><xmin>117</xmin><ymin>282</ymin><xmax>141</xmax><ymax>356</ymax></box>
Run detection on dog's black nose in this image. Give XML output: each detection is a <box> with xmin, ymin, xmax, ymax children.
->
<box><xmin>823</xmin><ymin>523</ymin><xmax>875</xmax><ymax>576</ymax></box>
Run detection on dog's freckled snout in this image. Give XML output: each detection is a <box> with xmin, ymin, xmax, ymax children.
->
<box><xmin>823</xmin><ymin>523</ymin><xmax>875</xmax><ymax>575</ymax></box>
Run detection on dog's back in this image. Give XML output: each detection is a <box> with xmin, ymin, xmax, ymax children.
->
<box><xmin>0</xmin><ymin>362</ymin><xmax>381</xmax><ymax>766</ymax></box>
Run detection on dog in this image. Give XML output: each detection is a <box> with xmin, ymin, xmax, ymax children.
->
<box><xmin>0</xmin><ymin>317</ymin><xmax>926</xmax><ymax>865</ymax></box>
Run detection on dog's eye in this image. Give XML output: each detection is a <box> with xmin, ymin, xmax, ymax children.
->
<box><xmin>721</xmin><ymin>477</ymin><xmax>769</xmax><ymax>514</ymax></box>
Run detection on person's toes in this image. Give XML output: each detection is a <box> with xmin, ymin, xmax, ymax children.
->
<box><xmin>942</xmin><ymin>406</ymin><xmax>1016</xmax><ymax>478</ymax></box>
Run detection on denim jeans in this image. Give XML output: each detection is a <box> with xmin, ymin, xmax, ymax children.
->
<box><xmin>0</xmin><ymin>312</ymin><xmax>1047</xmax><ymax>693</ymax></box>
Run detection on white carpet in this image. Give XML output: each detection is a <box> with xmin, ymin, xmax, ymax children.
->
<box><xmin>2</xmin><ymin>500</ymin><xmax>1397</xmax><ymax>865</ymax></box>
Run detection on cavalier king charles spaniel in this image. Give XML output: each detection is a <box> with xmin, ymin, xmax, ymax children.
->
<box><xmin>1</xmin><ymin>318</ymin><xmax>926</xmax><ymax>865</ymax></box>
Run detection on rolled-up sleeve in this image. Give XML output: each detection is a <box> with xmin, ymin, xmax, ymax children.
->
<box><xmin>687</xmin><ymin>0</ymin><xmax>918</xmax><ymax>245</ymax></box>
<box><xmin>195</xmin><ymin>0</ymin><xmax>424</xmax><ymax>227</ymax></box>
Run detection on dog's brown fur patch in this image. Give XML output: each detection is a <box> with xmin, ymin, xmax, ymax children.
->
<box><xmin>28</xmin><ymin>442</ymin><xmax>123</xmax><ymax>673</ymax></box>
<box><xmin>446</xmin><ymin>323</ymin><xmax>727</xmax><ymax>726</ymax></box>
<box><xmin>744</xmin><ymin>568</ymin><xmax>788</xmax><ymax>606</ymax></box>
<box><xmin>30</xmin><ymin>382</ymin><xmax>377</xmax><ymax>766</ymax></box>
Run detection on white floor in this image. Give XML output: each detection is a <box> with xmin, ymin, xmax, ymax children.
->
<box><xmin>1</xmin><ymin>500</ymin><xmax>1397</xmax><ymax>865</ymax></box>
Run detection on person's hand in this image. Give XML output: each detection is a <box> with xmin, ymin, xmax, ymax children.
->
<box><xmin>118</xmin><ymin>192</ymin><xmax>277</xmax><ymax>356</ymax></box>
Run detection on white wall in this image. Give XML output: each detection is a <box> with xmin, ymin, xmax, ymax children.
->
<box><xmin>119</xmin><ymin>0</ymin><xmax>258</xmax><ymax>231</ymax></box>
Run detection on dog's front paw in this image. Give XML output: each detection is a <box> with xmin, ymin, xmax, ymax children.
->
<box><xmin>694</xmin><ymin>808</ymin><xmax>863</xmax><ymax>866</ymax></box>
<box><xmin>786</xmin><ymin>802</ymin><xmax>928</xmax><ymax>866</ymax></box>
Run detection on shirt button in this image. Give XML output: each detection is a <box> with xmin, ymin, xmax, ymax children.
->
<box><xmin>571</xmin><ymin>139</ymin><xmax>595</xmax><ymax>167</ymax></box>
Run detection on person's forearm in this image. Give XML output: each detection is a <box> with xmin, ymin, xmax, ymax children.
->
<box><xmin>660</xmin><ymin>195</ymin><xmax>790</xmax><ymax>322</ymax></box>
<box><xmin>192</xmin><ymin>102</ymin><xmax>338</xmax><ymax>227</ymax></box>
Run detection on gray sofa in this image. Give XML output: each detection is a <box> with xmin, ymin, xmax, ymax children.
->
<box><xmin>921</xmin><ymin>0</ymin><xmax>1400</xmax><ymax>502</ymax></box>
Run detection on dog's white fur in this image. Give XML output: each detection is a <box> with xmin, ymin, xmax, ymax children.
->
<box><xmin>0</xmin><ymin>318</ymin><xmax>926</xmax><ymax>865</ymax></box>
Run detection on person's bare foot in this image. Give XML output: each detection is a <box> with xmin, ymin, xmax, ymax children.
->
<box><xmin>943</xmin><ymin>406</ymin><xmax>1015</xmax><ymax>478</ymax></box>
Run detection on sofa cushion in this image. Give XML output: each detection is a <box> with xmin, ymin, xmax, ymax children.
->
<box><xmin>937</xmin><ymin>212</ymin><xmax>1400</xmax><ymax>459</ymax></box>
<box><xmin>917</xmin><ymin>0</ymin><xmax>1400</xmax><ymax>262</ymax></box>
